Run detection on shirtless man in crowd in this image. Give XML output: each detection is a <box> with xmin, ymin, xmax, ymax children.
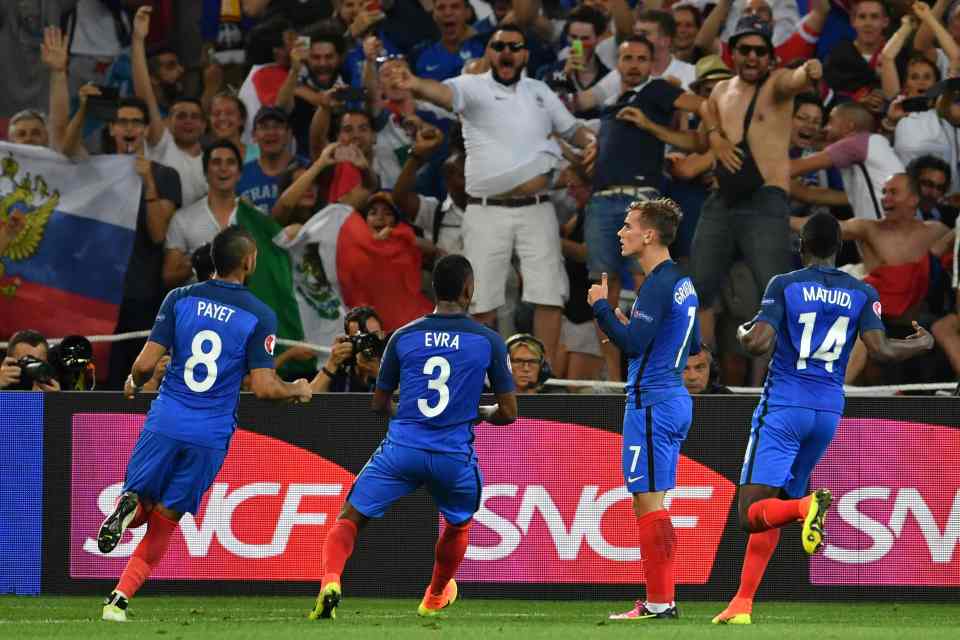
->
<box><xmin>693</xmin><ymin>16</ymin><xmax>822</xmax><ymax>348</ymax></box>
<box><xmin>795</xmin><ymin>173</ymin><xmax>953</xmax><ymax>381</ymax></box>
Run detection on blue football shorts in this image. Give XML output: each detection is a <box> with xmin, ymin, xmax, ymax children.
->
<box><xmin>348</xmin><ymin>439</ymin><xmax>481</xmax><ymax>526</ymax></box>
<box><xmin>123</xmin><ymin>430</ymin><xmax>228</xmax><ymax>515</ymax></box>
<box><xmin>622</xmin><ymin>395</ymin><xmax>693</xmax><ymax>494</ymax></box>
<box><xmin>740</xmin><ymin>404</ymin><xmax>840</xmax><ymax>498</ymax></box>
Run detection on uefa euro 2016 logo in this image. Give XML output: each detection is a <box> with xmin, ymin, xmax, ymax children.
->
<box><xmin>0</xmin><ymin>153</ymin><xmax>59</xmax><ymax>293</ymax></box>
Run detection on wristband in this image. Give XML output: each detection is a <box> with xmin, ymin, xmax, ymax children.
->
<box><xmin>321</xmin><ymin>367</ymin><xmax>338</xmax><ymax>379</ymax></box>
<box><xmin>126</xmin><ymin>374</ymin><xmax>143</xmax><ymax>394</ymax></box>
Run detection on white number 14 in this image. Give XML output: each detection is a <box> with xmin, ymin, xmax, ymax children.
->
<box><xmin>796</xmin><ymin>312</ymin><xmax>849</xmax><ymax>373</ymax></box>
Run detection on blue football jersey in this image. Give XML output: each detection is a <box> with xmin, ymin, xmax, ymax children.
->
<box><xmin>376</xmin><ymin>313</ymin><xmax>515</xmax><ymax>454</ymax></box>
<box><xmin>145</xmin><ymin>280</ymin><xmax>278</xmax><ymax>449</ymax></box>
<box><xmin>756</xmin><ymin>266</ymin><xmax>885</xmax><ymax>413</ymax></box>
<box><xmin>593</xmin><ymin>260</ymin><xmax>700</xmax><ymax>407</ymax></box>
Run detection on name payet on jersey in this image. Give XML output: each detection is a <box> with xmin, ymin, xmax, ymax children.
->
<box><xmin>197</xmin><ymin>300</ymin><xmax>237</xmax><ymax>323</ymax></box>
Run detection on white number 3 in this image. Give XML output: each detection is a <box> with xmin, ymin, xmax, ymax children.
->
<box><xmin>184</xmin><ymin>329</ymin><xmax>222</xmax><ymax>392</ymax></box>
<box><xmin>418</xmin><ymin>355</ymin><xmax>451</xmax><ymax>418</ymax></box>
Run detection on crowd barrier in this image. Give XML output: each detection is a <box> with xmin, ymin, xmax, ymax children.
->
<box><xmin>2</xmin><ymin>392</ymin><xmax>959</xmax><ymax>600</ymax></box>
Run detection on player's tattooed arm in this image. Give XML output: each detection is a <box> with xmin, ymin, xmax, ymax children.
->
<box><xmin>477</xmin><ymin>392</ymin><xmax>518</xmax><ymax>426</ymax></box>
<box><xmin>738</xmin><ymin>320</ymin><xmax>776</xmax><ymax>357</ymax></box>
<box><xmin>860</xmin><ymin>323</ymin><xmax>935</xmax><ymax>362</ymax></box>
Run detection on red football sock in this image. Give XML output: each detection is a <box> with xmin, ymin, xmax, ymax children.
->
<box><xmin>429</xmin><ymin>520</ymin><xmax>471</xmax><ymax>596</ymax></box>
<box><xmin>115</xmin><ymin>509</ymin><xmax>177</xmax><ymax>599</ymax></box>
<box><xmin>732</xmin><ymin>528</ymin><xmax>780</xmax><ymax>606</ymax></box>
<box><xmin>321</xmin><ymin>519</ymin><xmax>358</xmax><ymax>588</ymax></box>
<box><xmin>636</xmin><ymin>509</ymin><xmax>677</xmax><ymax>604</ymax></box>
<box><xmin>747</xmin><ymin>495</ymin><xmax>811</xmax><ymax>531</ymax></box>
<box><xmin>128</xmin><ymin>502</ymin><xmax>153</xmax><ymax>529</ymax></box>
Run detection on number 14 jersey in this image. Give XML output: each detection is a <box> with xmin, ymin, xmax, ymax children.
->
<box><xmin>376</xmin><ymin>313</ymin><xmax>515</xmax><ymax>455</ymax></box>
<box><xmin>145</xmin><ymin>280</ymin><xmax>278</xmax><ymax>450</ymax></box>
<box><xmin>757</xmin><ymin>266</ymin><xmax>885</xmax><ymax>414</ymax></box>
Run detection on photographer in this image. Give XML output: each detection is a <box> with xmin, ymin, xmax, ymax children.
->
<box><xmin>0</xmin><ymin>330</ymin><xmax>61</xmax><ymax>392</ymax></box>
<box><xmin>311</xmin><ymin>306</ymin><xmax>387</xmax><ymax>392</ymax></box>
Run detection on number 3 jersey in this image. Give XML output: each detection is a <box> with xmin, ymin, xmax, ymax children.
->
<box><xmin>376</xmin><ymin>313</ymin><xmax>515</xmax><ymax>455</ymax></box>
<box><xmin>145</xmin><ymin>280</ymin><xmax>278</xmax><ymax>449</ymax></box>
<box><xmin>757</xmin><ymin>266</ymin><xmax>884</xmax><ymax>414</ymax></box>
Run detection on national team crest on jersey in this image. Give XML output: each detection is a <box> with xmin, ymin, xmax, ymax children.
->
<box><xmin>873</xmin><ymin>301</ymin><xmax>882</xmax><ymax>319</ymax></box>
<box><xmin>264</xmin><ymin>334</ymin><xmax>276</xmax><ymax>356</ymax></box>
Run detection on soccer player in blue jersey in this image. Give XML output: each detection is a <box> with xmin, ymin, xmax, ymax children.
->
<box><xmin>98</xmin><ymin>226</ymin><xmax>313</xmax><ymax>622</ymax></box>
<box><xmin>713</xmin><ymin>213</ymin><xmax>934</xmax><ymax>625</ymax></box>
<box><xmin>309</xmin><ymin>255</ymin><xmax>517</xmax><ymax>620</ymax></box>
<box><xmin>589</xmin><ymin>198</ymin><xmax>700</xmax><ymax>621</ymax></box>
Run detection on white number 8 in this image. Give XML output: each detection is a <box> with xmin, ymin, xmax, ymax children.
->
<box><xmin>184</xmin><ymin>329</ymin><xmax>222</xmax><ymax>392</ymax></box>
<box><xmin>418</xmin><ymin>355</ymin><xmax>451</xmax><ymax>418</ymax></box>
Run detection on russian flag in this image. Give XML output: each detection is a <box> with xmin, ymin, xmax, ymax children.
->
<box><xmin>0</xmin><ymin>142</ymin><xmax>140</xmax><ymax>371</ymax></box>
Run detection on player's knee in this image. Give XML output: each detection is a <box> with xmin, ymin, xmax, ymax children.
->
<box><xmin>154</xmin><ymin>504</ymin><xmax>182</xmax><ymax>522</ymax></box>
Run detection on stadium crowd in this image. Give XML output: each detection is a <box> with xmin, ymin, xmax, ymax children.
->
<box><xmin>3</xmin><ymin>0</ymin><xmax>960</xmax><ymax>391</ymax></box>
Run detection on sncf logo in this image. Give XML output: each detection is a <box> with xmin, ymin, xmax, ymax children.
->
<box><xmin>458</xmin><ymin>420</ymin><xmax>736</xmax><ymax>584</ymax></box>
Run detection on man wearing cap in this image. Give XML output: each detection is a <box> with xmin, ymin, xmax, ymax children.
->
<box><xmin>584</xmin><ymin>35</ymin><xmax>704</xmax><ymax>380</ymax></box>
<box><xmin>237</xmin><ymin>106</ymin><xmax>303</xmax><ymax>213</ymax></box>
<box><xmin>693</xmin><ymin>15</ymin><xmax>822</xmax><ymax>349</ymax></box>
<box><xmin>388</xmin><ymin>24</ymin><xmax>596</xmax><ymax>367</ymax></box>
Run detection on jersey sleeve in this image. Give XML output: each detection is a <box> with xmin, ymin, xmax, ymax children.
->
<box><xmin>376</xmin><ymin>330</ymin><xmax>402</xmax><ymax>392</ymax></box>
<box><xmin>592</xmin><ymin>280</ymin><xmax>668</xmax><ymax>356</ymax></box>
<box><xmin>756</xmin><ymin>275</ymin><xmax>787</xmax><ymax>331</ymax></box>
<box><xmin>857</xmin><ymin>283</ymin><xmax>886</xmax><ymax>335</ymax></box>
<box><xmin>444</xmin><ymin>75</ymin><xmax>477</xmax><ymax>115</ymax></box>
<box><xmin>825</xmin><ymin>132</ymin><xmax>870</xmax><ymax>170</ymax></box>
<box><xmin>148</xmin><ymin>287</ymin><xmax>182</xmax><ymax>348</ymax></box>
<box><xmin>486</xmin><ymin>332</ymin><xmax>516</xmax><ymax>394</ymax></box>
<box><xmin>245</xmin><ymin>306</ymin><xmax>278</xmax><ymax>371</ymax></box>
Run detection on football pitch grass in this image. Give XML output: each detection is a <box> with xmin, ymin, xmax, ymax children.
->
<box><xmin>3</xmin><ymin>596</ymin><xmax>959</xmax><ymax>639</ymax></box>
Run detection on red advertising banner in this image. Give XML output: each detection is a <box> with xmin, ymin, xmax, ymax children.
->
<box><xmin>810</xmin><ymin>418</ymin><xmax>960</xmax><ymax>586</ymax></box>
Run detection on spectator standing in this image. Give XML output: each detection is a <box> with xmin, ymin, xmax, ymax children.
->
<box><xmin>65</xmin><ymin>0</ymin><xmax>130</xmax><ymax>96</ymax></box>
<box><xmin>913</xmin><ymin>0</ymin><xmax>960</xmax><ymax>81</ymax></box>
<box><xmin>890</xmin><ymin>81</ymin><xmax>960</xmax><ymax>194</ymax></box>
<box><xmin>237</xmin><ymin>107</ymin><xmax>302</xmax><ymax>213</ymax></box>
<box><xmin>393</xmin><ymin>25</ymin><xmax>596</xmax><ymax>365</ymax></box>
<box><xmin>277</xmin><ymin>33</ymin><xmax>347</xmax><ymax>154</ymax></box>
<box><xmin>823</xmin><ymin>0</ymin><xmax>888</xmax><ymax>110</ymax></box>
<box><xmin>671</xmin><ymin>3</ymin><xmax>702</xmax><ymax>64</ymax></box>
<box><xmin>415</xmin><ymin>0</ymin><xmax>487</xmax><ymax>82</ymax></box>
<box><xmin>238</xmin><ymin>16</ymin><xmax>298</xmax><ymax>139</ymax></box>
<box><xmin>207</xmin><ymin>92</ymin><xmax>252</xmax><ymax>161</ymax></box>
<box><xmin>695</xmin><ymin>16</ymin><xmax>821</xmax><ymax>348</ymax></box>
<box><xmin>537</xmin><ymin>6</ymin><xmax>612</xmax><ymax>118</ymax></box>
<box><xmin>584</xmin><ymin>35</ymin><xmax>703</xmax><ymax>380</ymax></box>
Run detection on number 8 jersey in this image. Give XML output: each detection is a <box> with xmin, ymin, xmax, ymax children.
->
<box><xmin>145</xmin><ymin>280</ymin><xmax>278</xmax><ymax>450</ymax></box>
<box><xmin>757</xmin><ymin>265</ymin><xmax>885</xmax><ymax>413</ymax></box>
<box><xmin>376</xmin><ymin>312</ymin><xmax>515</xmax><ymax>455</ymax></box>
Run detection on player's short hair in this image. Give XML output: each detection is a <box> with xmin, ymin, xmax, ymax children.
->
<box><xmin>212</xmin><ymin>226</ymin><xmax>256</xmax><ymax>276</ymax></box>
<box><xmin>636</xmin><ymin>9</ymin><xmax>677</xmax><ymax>39</ymax></box>
<box><xmin>202</xmin><ymin>139</ymin><xmax>243</xmax><ymax>174</ymax></box>
<box><xmin>630</xmin><ymin>197</ymin><xmax>683</xmax><ymax>246</ymax></box>
<box><xmin>433</xmin><ymin>254</ymin><xmax>474</xmax><ymax>302</ymax></box>
<box><xmin>801</xmin><ymin>212</ymin><xmax>842</xmax><ymax>259</ymax></box>
<box><xmin>6</xmin><ymin>329</ymin><xmax>48</xmax><ymax>356</ymax></box>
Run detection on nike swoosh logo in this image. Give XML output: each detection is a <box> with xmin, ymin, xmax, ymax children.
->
<box><xmin>627</xmin><ymin>476</ymin><xmax>644</xmax><ymax>483</ymax></box>
<box><xmin>425</xmin><ymin>65</ymin><xmax>440</xmax><ymax>71</ymax></box>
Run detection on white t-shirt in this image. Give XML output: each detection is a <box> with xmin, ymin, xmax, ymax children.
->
<box><xmin>165</xmin><ymin>197</ymin><xmax>238</xmax><ymax>257</ymax></box>
<box><xmin>147</xmin><ymin>128</ymin><xmax>208</xmax><ymax>208</ymax></box>
<box><xmin>444</xmin><ymin>71</ymin><xmax>578</xmax><ymax>196</ymax></box>
<box><xmin>70</xmin><ymin>0</ymin><xmax>125</xmax><ymax>58</ymax></box>
<box><xmin>414</xmin><ymin>195</ymin><xmax>464</xmax><ymax>254</ymax></box>
<box><xmin>894</xmin><ymin>110</ymin><xmax>960</xmax><ymax>194</ymax></box>
<box><xmin>826</xmin><ymin>132</ymin><xmax>905</xmax><ymax>220</ymax></box>
<box><xmin>592</xmin><ymin>56</ymin><xmax>697</xmax><ymax>106</ymax></box>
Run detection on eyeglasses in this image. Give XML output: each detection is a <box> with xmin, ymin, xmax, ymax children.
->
<box><xmin>113</xmin><ymin>117</ymin><xmax>146</xmax><ymax>127</ymax></box>
<box><xmin>490</xmin><ymin>41</ymin><xmax>526</xmax><ymax>52</ymax></box>
<box><xmin>919</xmin><ymin>179</ymin><xmax>948</xmax><ymax>192</ymax></box>
<box><xmin>511</xmin><ymin>358</ymin><xmax>540</xmax><ymax>368</ymax></box>
<box><xmin>735</xmin><ymin>44</ymin><xmax>771</xmax><ymax>58</ymax></box>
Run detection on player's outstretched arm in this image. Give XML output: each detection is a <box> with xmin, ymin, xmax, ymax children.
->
<box><xmin>860</xmin><ymin>323</ymin><xmax>935</xmax><ymax>363</ymax></box>
<box><xmin>478</xmin><ymin>392</ymin><xmax>518</xmax><ymax>426</ymax></box>
<box><xmin>249</xmin><ymin>368</ymin><xmax>313</xmax><ymax>403</ymax></box>
<box><xmin>738</xmin><ymin>320</ymin><xmax>776</xmax><ymax>357</ymax></box>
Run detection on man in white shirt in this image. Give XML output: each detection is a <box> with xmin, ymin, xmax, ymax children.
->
<box><xmin>131</xmin><ymin>6</ymin><xmax>207</xmax><ymax>207</ymax></box>
<box><xmin>581</xmin><ymin>9</ymin><xmax>697</xmax><ymax>110</ymax></box>
<box><xmin>163</xmin><ymin>140</ymin><xmax>242</xmax><ymax>288</ymax></box>
<box><xmin>392</xmin><ymin>25</ymin><xmax>596</xmax><ymax>365</ymax></box>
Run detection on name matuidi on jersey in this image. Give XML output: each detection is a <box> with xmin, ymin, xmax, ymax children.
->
<box><xmin>802</xmin><ymin>286</ymin><xmax>852</xmax><ymax>309</ymax></box>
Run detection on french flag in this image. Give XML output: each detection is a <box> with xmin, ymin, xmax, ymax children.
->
<box><xmin>0</xmin><ymin>142</ymin><xmax>140</xmax><ymax>368</ymax></box>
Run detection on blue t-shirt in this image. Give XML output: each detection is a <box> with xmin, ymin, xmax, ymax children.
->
<box><xmin>593</xmin><ymin>260</ymin><xmax>700</xmax><ymax>407</ymax></box>
<box><xmin>236</xmin><ymin>156</ymin><xmax>306</xmax><ymax>214</ymax></box>
<box><xmin>414</xmin><ymin>36</ymin><xmax>487</xmax><ymax>82</ymax></box>
<box><xmin>593</xmin><ymin>78</ymin><xmax>684</xmax><ymax>191</ymax></box>
<box><xmin>145</xmin><ymin>280</ymin><xmax>278</xmax><ymax>449</ymax></box>
<box><xmin>376</xmin><ymin>312</ymin><xmax>514</xmax><ymax>454</ymax></box>
<box><xmin>756</xmin><ymin>265</ymin><xmax>885</xmax><ymax>413</ymax></box>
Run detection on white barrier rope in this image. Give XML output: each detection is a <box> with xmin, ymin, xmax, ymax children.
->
<box><xmin>2</xmin><ymin>332</ymin><xmax>956</xmax><ymax>394</ymax></box>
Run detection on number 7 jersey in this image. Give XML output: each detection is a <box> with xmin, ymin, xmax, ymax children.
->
<box><xmin>756</xmin><ymin>265</ymin><xmax>885</xmax><ymax>413</ymax></box>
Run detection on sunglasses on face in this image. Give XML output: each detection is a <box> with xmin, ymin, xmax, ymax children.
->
<box><xmin>735</xmin><ymin>44</ymin><xmax>771</xmax><ymax>58</ymax></box>
<box><xmin>490</xmin><ymin>41</ymin><xmax>526</xmax><ymax>52</ymax></box>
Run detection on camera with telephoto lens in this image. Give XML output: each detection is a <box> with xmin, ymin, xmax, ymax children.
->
<box><xmin>12</xmin><ymin>355</ymin><xmax>57</xmax><ymax>390</ymax></box>
<box><xmin>54</xmin><ymin>335</ymin><xmax>96</xmax><ymax>390</ymax></box>
<box><xmin>346</xmin><ymin>332</ymin><xmax>385</xmax><ymax>366</ymax></box>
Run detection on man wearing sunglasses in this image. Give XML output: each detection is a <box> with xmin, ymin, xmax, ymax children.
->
<box><xmin>693</xmin><ymin>15</ymin><xmax>822</xmax><ymax>353</ymax></box>
<box><xmin>389</xmin><ymin>24</ymin><xmax>597</xmax><ymax>368</ymax></box>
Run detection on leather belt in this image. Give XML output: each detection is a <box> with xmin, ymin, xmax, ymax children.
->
<box><xmin>466</xmin><ymin>193</ymin><xmax>549</xmax><ymax>208</ymax></box>
<box><xmin>593</xmin><ymin>185</ymin><xmax>659</xmax><ymax>198</ymax></box>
